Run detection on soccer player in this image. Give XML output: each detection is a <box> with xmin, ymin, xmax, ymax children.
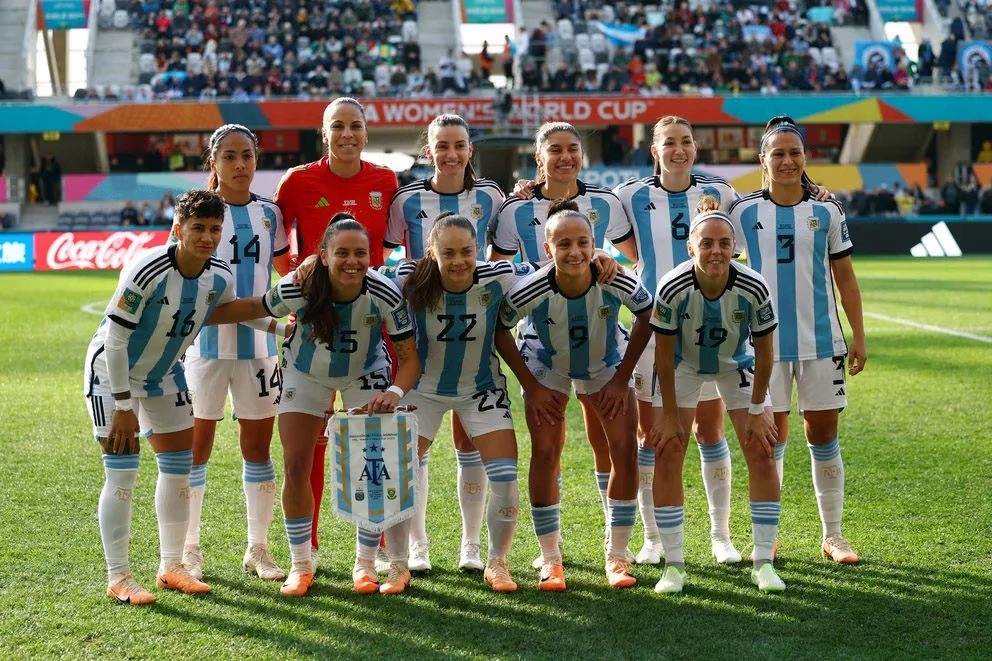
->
<box><xmin>490</xmin><ymin>122</ymin><xmax>634</xmax><ymax>567</ymax></box>
<box><xmin>648</xmin><ymin>209</ymin><xmax>783</xmax><ymax>593</ymax></box>
<box><xmin>496</xmin><ymin>200</ymin><xmax>653</xmax><ymax>591</ymax></box>
<box><xmin>207</xmin><ymin>215</ymin><xmax>420</xmax><ymax>597</ymax></box>
<box><xmin>730</xmin><ymin>117</ymin><xmax>867</xmax><ymax>565</ymax></box>
<box><xmin>384</xmin><ymin>114</ymin><xmax>506</xmax><ymax>572</ymax></box>
<box><xmin>182</xmin><ymin>124</ymin><xmax>292</xmax><ymax>583</ymax></box>
<box><xmin>85</xmin><ymin>190</ymin><xmax>236</xmax><ymax>604</ymax></box>
<box><xmin>273</xmin><ymin>97</ymin><xmax>399</xmax><ymax>563</ymax></box>
<box><xmin>379</xmin><ymin>213</ymin><xmax>536</xmax><ymax>592</ymax></box>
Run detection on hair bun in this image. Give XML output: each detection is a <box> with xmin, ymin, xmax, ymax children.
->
<box><xmin>546</xmin><ymin>197</ymin><xmax>579</xmax><ymax>217</ymax></box>
<box><xmin>329</xmin><ymin>212</ymin><xmax>357</xmax><ymax>225</ymax></box>
<box><xmin>435</xmin><ymin>210</ymin><xmax>456</xmax><ymax>221</ymax></box>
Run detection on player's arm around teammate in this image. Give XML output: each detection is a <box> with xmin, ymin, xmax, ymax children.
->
<box><xmin>648</xmin><ymin>210</ymin><xmax>782</xmax><ymax>594</ymax></box>
<box><xmin>730</xmin><ymin>118</ymin><xmax>867</xmax><ymax>565</ymax></box>
<box><xmin>84</xmin><ymin>191</ymin><xmax>239</xmax><ymax>605</ymax></box>
<box><xmin>496</xmin><ymin>201</ymin><xmax>652</xmax><ymax>592</ymax></box>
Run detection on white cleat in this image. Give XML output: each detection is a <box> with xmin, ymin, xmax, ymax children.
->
<box><xmin>243</xmin><ymin>544</ymin><xmax>286</xmax><ymax>581</ymax></box>
<box><xmin>459</xmin><ymin>541</ymin><xmax>484</xmax><ymax>571</ymax></box>
<box><xmin>711</xmin><ymin>537</ymin><xmax>743</xmax><ymax>564</ymax></box>
<box><xmin>635</xmin><ymin>537</ymin><xmax>665</xmax><ymax>565</ymax></box>
<box><xmin>408</xmin><ymin>542</ymin><xmax>431</xmax><ymax>571</ymax></box>
<box><xmin>654</xmin><ymin>565</ymin><xmax>687</xmax><ymax>593</ymax></box>
<box><xmin>751</xmin><ymin>563</ymin><xmax>786</xmax><ymax>592</ymax></box>
<box><xmin>182</xmin><ymin>545</ymin><xmax>204</xmax><ymax>580</ymax></box>
<box><xmin>374</xmin><ymin>545</ymin><xmax>391</xmax><ymax>574</ymax></box>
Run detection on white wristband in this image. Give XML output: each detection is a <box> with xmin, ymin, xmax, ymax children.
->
<box><xmin>386</xmin><ymin>384</ymin><xmax>405</xmax><ymax>399</ymax></box>
<box><xmin>115</xmin><ymin>399</ymin><xmax>133</xmax><ymax>412</ymax></box>
<box><xmin>748</xmin><ymin>402</ymin><xmax>765</xmax><ymax>415</ymax></box>
<box><xmin>275</xmin><ymin>322</ymin><xmax>287</xmax><ymax>337</ymax></box>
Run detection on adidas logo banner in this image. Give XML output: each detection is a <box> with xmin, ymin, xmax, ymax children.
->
<box><xmin>910</xmin><ymin>221</ymin><xmax>962</xmax><ymax>257</ymax></box>
<box><xmin>330</xmin><ymin>411</ymin><xmax>418</xmax><ymax>533</ymax></box>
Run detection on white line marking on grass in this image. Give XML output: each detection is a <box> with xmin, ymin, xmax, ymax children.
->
<box><xmin>865</xmin><ymin>312</ymin><xmax>992</xmax><ymax>344</ymax></box>
<box><xmin>81</xmin><ymin>301</ymin><xmax>107</xmax><ymax>315</ymax></box>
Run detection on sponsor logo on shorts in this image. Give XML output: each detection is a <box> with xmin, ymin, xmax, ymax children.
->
<box><xmin>654</xmin><ymin>301</ymin><xmax>672</xmax><ymax>324</ymax></box>
<box><xmin>470</xmin><ymin>204</ymin><xmax>484</xmax><ymax>220</ymax></box>
<box><xmin>587</xmin><ymin>209</ymin><xmax>600</xmax><ymax>224</ymax></box>
<box><xmin>479</xmin><ymin>291</ymin><xmax>492</xmax><ymax>306</ymax></box>
<box><xmin>757</xmin><ymin>303</ymin><xmax>775</xmax><ymax>325</ymax></box>
<box><xmin>369</xmin><ymin>191</ymin><xmax>383</xmax><ymax>210</ymax></box>
<box><xmin>808</xmin><ymin>216</ymin><xmax>820</xmax><ymax>231</ymax></box>
<box><xmin>598</xmin><ymin>305</ymin><xmax>611</xmax><ymax>319</ymax></box>
<box><xmin>391</xmin><ymin>306</ymin><xmax>411</xmax><ymax>329</ymax></box>
<box><xmin>117</xmin><ymin>288</ymin><xmax>142</xmax><ymax>314</ymax></box>
<box><xmin>732</xmin><ymin>310</ymin><xmax>746</xmax><ymax>323</ymax></box>
<box><xmin>364</xmin><ymin>313</ymin><xmax>378</xmax><ymax>328</ymax></box>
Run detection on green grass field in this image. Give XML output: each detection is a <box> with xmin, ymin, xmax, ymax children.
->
<box><xmin>1</xmin><ymin>257</ymin><xmax>990</xmax><ymax>660</ymax></box>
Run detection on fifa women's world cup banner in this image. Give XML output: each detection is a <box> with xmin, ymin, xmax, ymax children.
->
<box><xmin>329</xmin><ymin>411</ymin><xmax>419</xmax><ymax>533</ymax></box>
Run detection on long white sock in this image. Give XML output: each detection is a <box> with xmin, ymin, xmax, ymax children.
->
<box><xmin>184</xmin><ymin>462</ymin><xmax>207</xmax><ymax>547</ymax></box>
<box><xmin>531</xmin><ymin>504</ymin><xmax>561</xmax><ymax>563</ymax></box>
<box><xmin>155</xmin><ymin>449</ymin><xmax>193</xmax><ymax>572</ymax></box>
<box><xmin>356</xmin><ymin>526</ymin><xmax>380</xmax><ymax>561</ymax></box>
<box><xmin>607</xmin><ymin>498</ymin><xmax>637</xmax><ymax>558</ymax></box>
<box><xmin>751</xmin><ymin>501</ymin><xmax>781</xmax><ymax>566</ymax></box>
<box><xmin>409</xmin><ymin>447</ymin><xmax>430</xmax><ymax>545</ymax></box>
<box><xmin>384</xmin><ymin>519</ymin><xmax>412</xmax><ymax>563</ymax></box>
<box><xmin>636</xmin><ymin>447</ymin><xmax>659</xmax><ymax>541</ymax></box>
<box><xmin>775</xmin><ymin>441</ymin><xmax>788</xmax><ymax>489</ymax></box>
<box><xmin>456</xmin><ymin>449</ymin><xmax>487</xmax><ymax>546</ymax></box>
<box><xmin>809</xmin><ymin>438</ymin><xmax>844</xmax><ymax>539</ymax></box>
<box><xmin>284</xmin><ymin>516</ymin><xmax>312</xmax><ymax>567</ymax></box>
<box><xmin>244</xmin><ymin>459</ymin><xmax>277</xmax><ymax>546</ymax></box>
<box><xmin>655</xmin><ymin>506</ymin><xmax>685</xmax><ymax>568</ymax></box>
<box><xmin>99</xmin><ymin>454</ymin><xmax>139</xmax><ymax>578</ymax></box>
<box><xmin>698</xmin><ymin>439</ymin><xmax>732</xmax><ymax>540</ymax></box>
<box><xmin>484</xmin><ymin>459</ymin><xmax>518</xmax><ymax>559</ymax></box>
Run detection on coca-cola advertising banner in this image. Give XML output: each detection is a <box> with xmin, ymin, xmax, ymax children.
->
<box><xmin>34</xmin><ymin>230</ymin><xmax>172</xmax><ymax>271</ymax></box>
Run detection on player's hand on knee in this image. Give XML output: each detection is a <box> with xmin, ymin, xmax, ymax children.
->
<box><xmin>593</xmin><ymin>378</ymin><xmax>628</xmax><ymax>420</ymax></box>
<box><xmin>108</xmin><ymin>409</ymin><xmax>140</xmax><ymax>455</ymax></box>
<box><xmin>527</xmin><ymin>386</ymin><xmax>566</xmax><ymax>426</ymax></box>
<box><xmin>745</xmin><ymin>409</ymin><xmax>777</xmax><ymax>458</ymax></box>
<box><xmin>652</xmin><ymin>413</ymin><xmax>685</xmax><ymax>455</ymax></box>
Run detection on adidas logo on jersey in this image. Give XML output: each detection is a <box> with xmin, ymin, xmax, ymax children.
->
<box><xmin>156</xmin><ymin>296</ymin><xmax>170</xmax><ymax>305</ymax></box>
<box><xmin>529</xmin><ymin>218</ymin><xmax>541</xmax><ymax>226</ymax></box>
<box><xmin>644</xmin><ymin>202</ymin><xmax>657</xmax><ymax>211</ymax></box>
<box><xmin>835</xmin><ymin>388</ymin><xmax>846</xmax><ymax>396</ymax></box>
<box><xmin>416</xmin><ymin>210</ymin><xmax>428</xmax><ymax>219</ymax></box>
<box><xmin>752</xmin><ymin>222</ymin><xmax>764</xmax><ymax>230</ymax></box>
<box><xmin>314</xmin><ymin>197</ymin><xmax>330</xmax><ymax>208</ymax></box>
<box><xmin>543</xmin><ymin>318</ymin><xmax>555</xmax><ymax>325</ymax></box>
<box><xmin>681</xmin><ymin>313</ymin><xmax>690</xmax><ymax>320</ymax></box>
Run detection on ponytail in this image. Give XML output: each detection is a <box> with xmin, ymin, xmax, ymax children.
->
<box><xmin>404</xmin><ymin>212</ymin><xmax>477</xmax><ymax>313</ymax></box>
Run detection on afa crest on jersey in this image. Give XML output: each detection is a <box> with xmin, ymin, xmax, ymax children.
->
<box><xmin>117</xmin><ymin>288</ymin><xmax>142</xmax><ymax>314</ymax></box>
<box><xmin>370</xmin><ymin>191</ymin><xmax>383</xmax><ymax>210</ymax></box>
<box><xmin>587</xmin><ymin>209</ymin><xmax>600</xmax><ymax>224</ymax></box>
<box><xmin>262</xmin><ymin>218</ymin><xmax>272</xmax><ymax>232</ymax></box>
<box><xmin>807</xmin><ymin>216</ymin><xmax>820</xmax><ymax>231</ymax></box>
<box><xmin>732</xmin><ymin>310</ymin><xmax>746</xmax><ymax>323</ymax></box>
<box><xmin>364</xmin><ymin>313</ymin><xmax>378</xmax><ymax>328</ymax></box>
<box><xmin>470</xmin><ymin>204</ymin><xmax>484</xmax><ymax>220</ymax></box>
<box><xmin>206</xmin><ymin>290</ymin><xmax>217</xmax><ymax>304</ymax></box>
<box><xmin>479</xmin><ymin>291</ymin><xmax>492</xmax><ymax>306</ymax></box>
<box><xmin>597</xmin><ymin>305</ymin><xmax>611</xmax><ymax>319</ymax></box>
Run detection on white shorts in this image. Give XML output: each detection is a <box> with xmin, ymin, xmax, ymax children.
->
<box><xmin>633</xmin><ymin>335</ymin><xmax>720</xmax><ymax>407</ymax></box>
<box><xmin>86</xmin><ymin>390</ymin><xmax>193</xmax><ymax>440</ymax></box>
<box><xmin>529</xmin><ymin>362</ymin><xmax>629</xmax><ymax>396</ymax></box>
<box><xmin>185</xmin><ymin>355</ymin><xmax>280</xmax><ymax>421</ymax></box>
<box><xmin>673</xmin><ymin>363</ymin><xmax>770</xmax><ymax>411</ymax></box>
<box><xmin>770</xmin><ymin>356</ymin><xmax>847</xmax><ymax>413</ymax></box>
<box><xmin>279</xmin><ymin>364</ymin><xmax>391</xmax><ymax>418</ymax></box>
<box><xmin>404</xmin><ymin>388</ymin><xmax>515</xmax><ymax>442</ymax></box>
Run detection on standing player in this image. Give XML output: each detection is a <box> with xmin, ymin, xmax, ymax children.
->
<box><xmin>496</xmin><ymin>200</ymin><xmax>653</xmax><ymax>591</ymax></box>
<box><xmin>490</xmin><ymin>122</ymin><xmax>634</xmax><ymax>566</ymax></box>
<box><xmin>730</xmin><ymin>118</ymin><xmax>867</xmax><ymax>565</ymax></box>
<box><xmin>182</xmin><ymin>124</ymin><xmax>292</xmax><ymax>583</ymax></box>
<box><xmin>274</xmin><ymin>97</ymin><xmax>399</xmax><ymax>563</ymax></box>
<box><xmin>207</xmin><ymin>216</ymin><xmax>421</xmax><ymax>597</ymax></box>
<box><xmin>85</xmin><ymin>190</ymin><xmax>235</xmax><ymax>604</ymax></box>
<box><xmin>384</xmin><ymin>114</ymin><xmax>506</xmax><ymax>572</ymax></box>
<box><xmin>648</xmin><ymin>210</ymin><xmax>783</xmax><ymax>593</ymax></box>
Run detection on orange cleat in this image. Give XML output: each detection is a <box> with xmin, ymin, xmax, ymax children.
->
<box><xmin>280</xmin><ymin>564</ymin><xmax>315</xmax><ymax>597</ymax></box>
<box><xmin>538</xmin><ymin>560</ymin><xmax>566</xmax><ymax>592</ymax></box>
<box><xmin>484</xmin><ymin>558</ymin><xmax>518</xmax><ymax>593</ymax></box>
<box><xmin>352</xmin><ymin>560</ymin><xmax>380</xmax><ymax>595</ymax></box>
<box><xmin>822</xmin><ymin>536</ymin><xmax>860</xmax><ymax>565</ymax></box>
<box><xmin>379</xmin><ymin>562</ymin><xmax>412</xmax><ymax>595</ymax></box>
<box><xmin>156</xmin><ymin>563</ymin><xmax>211</xmax><ymax>594</ymax></box>
<box><xmin>606</xmin><ymin>555</ymin><xmax>637</xmax><ymax>589</ymax></box>
<box><xmin>107</xmin><ymin>574</ymin><xmax>156</xmax><ymax>605</ymax></box>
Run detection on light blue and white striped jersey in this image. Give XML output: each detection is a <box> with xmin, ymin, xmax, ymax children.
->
<box><xmin>85</xmin><ymin>244</ymin><xmax>236</xmax><ymax>397</ymax></box>
<box><xmin>490</xmin><ymin>181</ymin><xmax>628</xmax><ymax>260</ymax></box>
<box><xmin>730</xmin><ymin>189</ymin><xmax>853</xmax><ymax>362</ymax></box>
<box><xmin>380</xmin><ymin>259</ymin><xmax>537</xmax><ymax>396</ymax></box>
<box><xmin>499</xmin><ymin>264</ymin><xmax>652</xmax><ymax>380</ymax></box>
<box><xmin>263</xmin><ymin>269</ymin><xmax>414</xmax><ymax>386</ymax></box>
<box><xmin>651</xmin><ymin>260</ymin><xmax>777</xmax><ymax>375</ymax></box>
<box><xmin>385</xmin><ymin>178</ymin><xmax>505</xmax><ymax>259</ymax></box>
<box><xmin>189</xmin><ymin>194</ymin><xmax>289</xmax><ymax>360</ymax></box>
<box><xmin>612</xmin><ymin>174</ymin><xmax>738</xmax><ymax>294</ymax></box>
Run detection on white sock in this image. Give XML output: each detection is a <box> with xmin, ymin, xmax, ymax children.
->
<box><xmin>154</xmin><ymin>449</ymin><xmax>193</xmax><ymax>572</ymax></box>
<box><xmin>751</xmin><ymin>501</ymin><xmax>781</xmax><ymax>565</ymax></box>
<box><xmin>654</xmin><ymin>506</ymin><xmax>685</xmax><ymax>567</ymax></box>
<box><xmin>531</xmin><ymin>504</ymin><xmax>561</xmax><ymax>563</ymax></box>
<box><xmin>356</xmin><ymin>526</ymin><xmax>380</xmax><ymax>562</ymax></box>
<box><xmin>775</xmin><ymin>441</ymin><xmax>787</xmax><ymax>489</ymax></box>
<box><xmin>99</xmin><ymin>454</ymin><xmax>139</xmax><ymax>577</ymax></box>
<box><xmin>410</xmin><ymin>447</ymin><xmax>430</xmax><ymax>545</ymax></box>
<box><xmin>809</xmin><ymin>438</ymin><xmax>844</xmax><ymax>538</ymax></box>
<box><xmin>698</xmin><ymin>440</ymin><xmax>732</xmax><ymax>540</ymax></box>
<box><xmin>594</xmin><ymin>470</ymin><xmax>610</xmax><ymax>517</ymax></box>
<box><xmin>607</xmin><ymin>498</ymin><xmax>637</xmax><ymax>558</ymax></box>
<box><xmin>484</xmin><ymin>459</ymin><xmax>518</xmax><ymax>559</ymax></box>
<box><xmin>184</xmin><ymin>462</ymin><xmax>207</xmax><ymax>547</ymax></box>
<box><xmin>244</xmin><ymin>459</ymin><xmax>276</xmax><ymax>546</ymax></box>
<box><xmin>456</xmin><ymin>449</ymin><xmax>487</xmax><ymax>546</ymax></box>
<box><xmin>284</xmin><ymin>516</ymin><xmax>312</xmax><ymax>567</ymax></box>
<box><xmin>384</xmin><ymin>519</ymin><xmax>412</xmax><ymax>563</ymax></box>
<box><xmin>636</xmin><ymin>446</ymin><xmax>659</xmax><ymax>541</ymax></box>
